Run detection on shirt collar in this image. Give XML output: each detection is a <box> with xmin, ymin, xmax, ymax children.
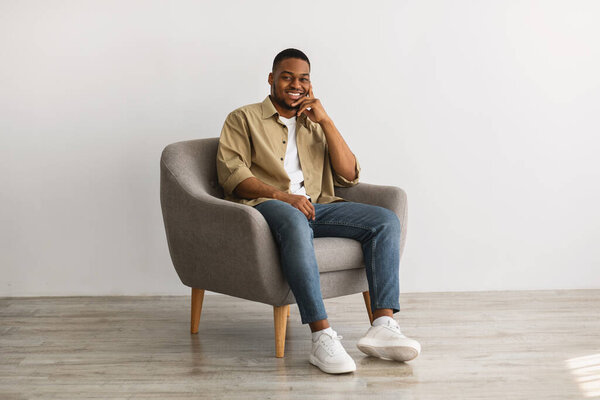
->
<box><xmin>261</xmin><ymin>95</ymin><xmax>309</xmax><ymax>126</ymax></box>
<box><xmin>261</xmin><ymin>96</ymin><xmax>278</xmax><ymax>119</ymax></box>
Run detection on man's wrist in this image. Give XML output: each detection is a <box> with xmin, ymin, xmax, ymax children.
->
<box><xmin>318</xmin><ymin>118</ymin><xmax>334</xmax><ymax>129</ymax></box>
<box><xmin>272</xmin><ymin>190</ymin><xmax>288</xmax><ymax>201</ymax></box>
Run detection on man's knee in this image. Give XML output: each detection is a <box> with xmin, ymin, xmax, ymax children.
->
<box><xmin>280</xmin><ymin>208</ymin><xmax>312</xmax><ymax>237</ymax></box>
<box><xmin>371</xmin><ymin>206</ymin><xmax>401</xmax><ymax>235</ymax></box>
<box><xmin>257</xmin><ymin>200</ymin><xmax>312</xmax><ymax>238</ymax></box>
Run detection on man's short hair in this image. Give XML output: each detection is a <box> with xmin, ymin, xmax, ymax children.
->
<box><xmin>272</xmin><ymin>48</ymin><xmax>311</xmax><ymax>72</ymax></box>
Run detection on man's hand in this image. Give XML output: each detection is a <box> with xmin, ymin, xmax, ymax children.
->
<box><xmin>291</xmin><ymin>85</ymin><xmax>330</xmax><ymax>124</ymax></box>
<box><xmin>234</xmin><ymin>178</ymin><xmax>315</xmax><ymax>220</ymax></box>
<box><xmin>279</xmin><ymin>193</ymin><xmax>315</xmax><ymax>221</ymax></box>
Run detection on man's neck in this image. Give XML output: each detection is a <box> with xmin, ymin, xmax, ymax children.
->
<box><xmin>279</xmin><ymin>114</ymin><xmax>296</xmax><ymax>121</ymax></box>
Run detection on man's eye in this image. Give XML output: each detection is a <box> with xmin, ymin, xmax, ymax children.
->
<box><xmin>283</xmin><ymin>76</ymin><xmax>291</xmax><ymax>80</ymax></box>
<box><xmin>301</xmin><ymin>78</ymin><xmax>309</xmax><ymax>82</ymax></box>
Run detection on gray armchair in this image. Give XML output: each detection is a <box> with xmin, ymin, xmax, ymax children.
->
<box><xmin>160</xmin><ymin>138</ymin><xmax>408</xmax><ymax>357</ymax></box>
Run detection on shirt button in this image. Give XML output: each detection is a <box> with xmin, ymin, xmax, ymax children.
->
<box><xmin>283</xmin><ymin>140</ymin><xmax>286</xmax><ymax>143</ymax></box>
<box><xmin>280</xmin><ymin>157</ymin><xmax>283</xmax><ymax>161</ymax></box>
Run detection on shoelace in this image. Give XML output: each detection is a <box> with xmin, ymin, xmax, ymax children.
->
<box><xmin>320</xmin><ymin>331</ymin><xmax>343</xmax><ymax>356</ymax></box>
<box><xmin>385</xmin><ymin>320</ymin><xmax>406</xmax><ymax>336</ymax></box>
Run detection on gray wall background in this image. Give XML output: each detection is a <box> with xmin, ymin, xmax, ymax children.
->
<box><xmin>2</xmin><ymin>0</ymin><xmax>599</xmax><ymax>296</ymax></box>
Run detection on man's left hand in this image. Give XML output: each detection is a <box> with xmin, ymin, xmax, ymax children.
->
<box><xmin>291</xmin><ymin>85</ymin><xmax>331</xmax><ymax>125</ymax></box>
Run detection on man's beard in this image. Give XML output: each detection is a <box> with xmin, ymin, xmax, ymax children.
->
<box><xmin>272</xmin><ymin>85</ymin><xmax>298</xmax><ymax>110</ymax></box>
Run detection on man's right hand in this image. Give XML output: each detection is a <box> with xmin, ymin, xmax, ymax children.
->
<box><xmin>279</xmin><ymin>193</ymin><xmax>315</xmax><ymax>220</ymax></box>
<box><xmin>234</xmin><ymin>177</ymin><xmax>315</xmax><ymax>220</ymax></box>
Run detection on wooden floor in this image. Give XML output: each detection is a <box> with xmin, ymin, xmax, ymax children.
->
<box><xmin>1</xmin><ymin>290</ymin><xmax>599</xmax><ymax>399</ymax></box>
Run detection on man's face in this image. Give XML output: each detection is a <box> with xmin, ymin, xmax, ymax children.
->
<box><xmin>268</xmin><ymin>58</ymin><xmax>311</xmax><ymax>112</ymax></box>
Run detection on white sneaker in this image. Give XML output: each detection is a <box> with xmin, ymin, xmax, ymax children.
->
<box><xmin>309</xmin><ymin>328</ymin><xmax>357</xmax><ymax>374</ymax></box>
<box><xmin>357</xmin><ymin>317</ymin><xmax>421</xmax><ymax>362</ymax></box>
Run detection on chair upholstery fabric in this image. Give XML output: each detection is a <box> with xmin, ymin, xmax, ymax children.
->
<box><xmin>160</xmin><ymin>138</ymin><xmax>408</xmax><ymax>307</ymax></box>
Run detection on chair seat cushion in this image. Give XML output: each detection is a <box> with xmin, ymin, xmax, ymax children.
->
<box><xmin>313</xmin><ymin>237</ymin><xmax>365</xmax><ymax>273</ymax></box>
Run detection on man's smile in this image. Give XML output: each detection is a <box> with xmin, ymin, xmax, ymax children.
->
<box><xmin>286</xmin><ymin>91</ymin><xmax>304</xmax><ymax>101</ymax></box>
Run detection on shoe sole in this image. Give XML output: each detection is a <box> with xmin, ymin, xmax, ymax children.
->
<box><xmin>309</xmin><ymin>355</ymin><xmax>356</xmax><ymax>374</ymax></box>
<box><xmin>357</xmin><ymin>342</ymin><xmax>419</xmax><ymax>362</ymax></box>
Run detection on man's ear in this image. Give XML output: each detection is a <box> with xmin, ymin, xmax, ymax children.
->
<box><xmin>268</xmin><ymin>72</ymin><xmax>273</xmax><ymax>86</ymax></box>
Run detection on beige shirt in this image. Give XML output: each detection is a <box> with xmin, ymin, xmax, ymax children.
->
<box><xmin>216</xmin><ymin>96</ymin><xmax>360</xmax><ymax>207</ymax></box>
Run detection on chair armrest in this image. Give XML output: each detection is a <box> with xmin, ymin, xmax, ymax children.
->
<box><xmin>160</xmin><ymin>159</ymin><xmax>289</xmax><ymax>305</ymax></box>
<box><xmin>335</xmin><ymin>182</ymin><xmax>409</xmax><ymax>259</ymax></box>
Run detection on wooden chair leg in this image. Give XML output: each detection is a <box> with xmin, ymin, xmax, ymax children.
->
<box><xmin>191</xmin><ymin>288</ymin><xmax>205</xmax><ymax>334</ymax></box>
<box><xmin>273</xmin><ymin>305</ymin><xmax>289</xmax><ymax>358</ymax></box>
<box><xmin>362</xmin><ymin>291</ymin><xmax>374</xmax><ymax>325</ymax></box>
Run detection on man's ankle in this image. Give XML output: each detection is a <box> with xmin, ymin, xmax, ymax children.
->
<box><xmin>309</xmin><ymin>319</ymin><xmax>330</xmax><ymax>333</ymax></box>
<box><xmin>372</xmin><ymin>308</ymin><xmax>393</xmax><ymax>320</ymax></box>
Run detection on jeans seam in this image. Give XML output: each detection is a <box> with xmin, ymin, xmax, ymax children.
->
<box><xmin>371</xmin><ymin>236</ymin><xmax>378</xmax><ymax>309</ymax></box>
<box><xmin>274</xmin><ymin>228</ymin><xmax>293</xmax><ymax>305</ymax></box>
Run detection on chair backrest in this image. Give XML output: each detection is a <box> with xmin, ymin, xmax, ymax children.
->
<box><xmin>160</xmin><ymin>137</ymin><xmax>224</xmax><ymax>199</ymax></box>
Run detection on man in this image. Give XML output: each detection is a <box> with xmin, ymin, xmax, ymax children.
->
<box><xmin>216</xmin><ymin>48</ymin><xmax>421</xmax><ymax>374</ymax></box>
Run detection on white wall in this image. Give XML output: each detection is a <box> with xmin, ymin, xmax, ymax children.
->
<box><xmin>1</xmin><ymin>0</ymin><xmax>599</xmax><ymax>296</ymax></box>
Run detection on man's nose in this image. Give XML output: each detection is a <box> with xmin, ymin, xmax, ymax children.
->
<box><xmin>290</xmin><ymin>78</ymin><xmax>301</xmax><ymax>89</ymax></box>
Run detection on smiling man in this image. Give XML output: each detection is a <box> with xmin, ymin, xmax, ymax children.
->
<box><xmin>216</xmin><ymin>48</ymin><xmax>421</xmax><ymax>374</ymax></box>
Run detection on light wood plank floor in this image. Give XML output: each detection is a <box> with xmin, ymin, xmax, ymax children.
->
<box><xmin>1</xmin><ymin>290</ymin><xmax>599</xmax><ymax>399</ymax></box>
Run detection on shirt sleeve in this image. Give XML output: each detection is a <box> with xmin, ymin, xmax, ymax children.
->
<box><xmin>216</xmin><ymin>111</ymin><xmax>255</xmax><ymax>196</ymax></box>
<box><xmin>332</xmin><ymin>155</ymin><xmax>361</xmax><ymax>187</ymax></box>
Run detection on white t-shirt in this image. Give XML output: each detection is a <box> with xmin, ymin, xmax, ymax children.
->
<box><xmin>279</xmin><ymin>115</ymin><xmax>309</xmax><ymax>199</ymax></box>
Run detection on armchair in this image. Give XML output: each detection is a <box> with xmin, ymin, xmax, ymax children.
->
<box><xmin>160</xmin><ymin>138</ymin><xmax>408</xmax><ymax>357</ymax></box>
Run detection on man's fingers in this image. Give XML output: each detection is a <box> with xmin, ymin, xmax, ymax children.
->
<box><xmin>288</xmin><ymin>195</ymin><xmax>315</xmax><ymax>220</ymax></box>
<box><xmin>291</xmin><ymin>96</ymin><xmax>311</xmax><ymax>108</ymax></box>
<box><xmin>304</xmin><ymin>201</ymin><xmax>315</xmax><ymax>220</ymax></box>
<box><xmin>294</xmin><ymin>200</ymin><xmax>310</xmax><ymax>219</ymax></box>
<box><xmin>302</xmin><ymin>199</ymin><xmax>315</xmax><ymax>220</ymax></box>
<box><xmin>295</xmin><ymin>203</ymin><xmax>310</xmax><ymax>219</ymax></box>
<box><xmin>296</xmin><ymin>200</ymin><xmax>315</xmax><ymax>220</ymax></box>
<box><xmin>302</xmin><ymin>203</ymin><xmax>313</xmax><ymax>220</ymax></box>
<box><xmin>290</xmin><ymin>95</ymin><xmax>308</xmax><ymax>107</ymax></box>
<box><xmin>296</xmin><ymin>100</ymin><xmax>316</xmax><ymax>116</ymax></box>
<box><xmin>308</xmin><ymin>85</ymin><xmax>314</xmax><ymax>98</ymax></box>
<box><xmin>302</xmin><ymin>208</ymin><xmax>311</xmax><ymax>220</ymax></box>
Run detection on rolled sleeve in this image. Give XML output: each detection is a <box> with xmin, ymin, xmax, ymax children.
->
<box><xmin>216</xmin><ymin>111</ymin><xmax>256</xmax><ymax>196</ymax></box>
<box><xmin>333</xmin><ymin>156</ymin><xmax>361</xmax><ymax>187</ymax></box>
<box><xmin>222</xmin><ymin>163</ymin><xmax>254</xmax><ymax>196</ymax></box>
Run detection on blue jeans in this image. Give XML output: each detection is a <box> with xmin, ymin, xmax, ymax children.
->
<box><xmin>254</xmin><ymin>200</ymin><xmax>401</xmax><ymax>324</ymax></box>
